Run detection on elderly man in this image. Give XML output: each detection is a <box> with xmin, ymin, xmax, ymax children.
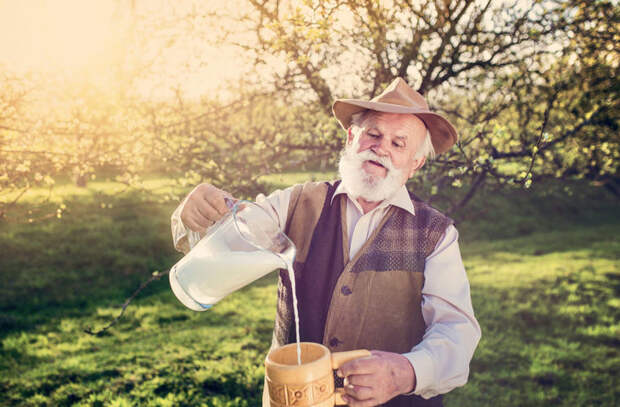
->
<box><xmin>170</xmin><ymin>78</ymin><xmax>481</xmax><ymax>407</ymax></box>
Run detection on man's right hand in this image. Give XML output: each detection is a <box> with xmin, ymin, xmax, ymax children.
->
<box><xmin>180</xmin><ymin>183</ymin><xmax>234</xmax><ymax>233</ymax></box>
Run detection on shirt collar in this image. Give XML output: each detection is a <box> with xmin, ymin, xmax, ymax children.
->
<box><xmin>331</xmin><ymin>181</ymin><xmax>416</xmax><ymax>216</ymax></box>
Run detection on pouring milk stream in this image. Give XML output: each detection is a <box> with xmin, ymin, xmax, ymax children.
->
<box><xmin>169</xmin><ymin>199</ymin><xmax>303</xmax><ymax>365</ymax></box>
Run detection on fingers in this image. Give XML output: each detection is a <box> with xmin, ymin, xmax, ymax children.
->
<box><xmin>180</xmin><ymin>183</ymin><xmax>234</xmax><ymax>232</ymax></box>
<box><xmin>201</xmin><ymin>188</ymin><xmax>229</xmax><ymax>217</ymax></box>
<box><xmin>339</xmin><ymin>360</ymin><xmax>377</xmax><ymax>406</ymax></box>
<box><xmin>181</xmin><ymin>201</ymin><xmax>211</xmax><ymax>233</ymax></box>
<box><xmin>345</xmin><ymin>373</ymin><xmax>375</xmax><ymax>388</ymax></box>
<box><xmin>182</xmin><ymin>207</ymin><xmax>208</xmax><ymax>233</ymax></box>
<box><xmin>338</xmin><ymin>351</ymin><xmax>412</xmax><ymax>406</ymax></box>
<box><xmin>344</xmin><ymin>382</ymin><xmax>374</xmax><ymax>401</ymax></box>
<box><xmin>343</xmin><ymin>373</ymin><xmax>376</xmax><ymax>406</ymax></box>
<box><xmin>182</xmin><ymin>215</ymin><xmax>203</xmax><ymax>233</ymax></box>
<box><xmin>189</xmin><ymin>206</ymin><xmax>212</xmax><ymax>229</ymax></box>
<box><xmin>338</xmin><ymin>357</ymin><xmax>376</xmax><ymax>377</ymax></box>
<box><xmin>195</xmin><ymin>196</ymin><xmax>224</xmax><ymax>223</ymax></box>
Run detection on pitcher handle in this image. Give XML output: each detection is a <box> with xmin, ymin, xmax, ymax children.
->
<box><xmin>330</xmin><ymin>349</ymin><xmax>371</xmax><ymax>406</ymax></box>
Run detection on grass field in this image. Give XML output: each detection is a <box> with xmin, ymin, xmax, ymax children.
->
<box><xmin>0</xmin><ymin>175</ymin><xmax>618</xmax><ymax>406</ymax></box>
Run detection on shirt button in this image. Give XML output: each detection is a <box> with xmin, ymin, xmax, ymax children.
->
<box><xmin>341</xmin><ymin>285</ymin><xmax>352</xmax><ymax>296</ymax></box>
<box><xmin>329</xmin><ymin>337</ymin><xmax>341</xmax><ymax>347</ymax></box>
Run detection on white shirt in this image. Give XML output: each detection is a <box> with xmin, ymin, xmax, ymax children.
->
<box><xmin>171</xmin><ymin>182</ymin><xmax>481</xmax><ymax>399</ymax></box>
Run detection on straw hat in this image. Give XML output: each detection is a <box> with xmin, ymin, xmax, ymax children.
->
<box><xmin>332</xmin><ymin>77</ymin><xmax>458</xmax><ymax>154</ymax></box>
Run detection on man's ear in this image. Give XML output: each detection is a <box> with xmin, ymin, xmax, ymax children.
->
<box><xmin>408</xmin><ymin>156</ymin><xmax>426</xmax><ymax>178</ymax></box>
<box><xmin>347</xmin><ymin>127</ymin><xmax>354</xmax><ymax>145</ymax></box>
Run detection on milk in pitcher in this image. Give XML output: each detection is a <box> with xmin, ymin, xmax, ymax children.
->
<box><xmin>169</xmin><ymin>200</ymin><xmax>303</xmax><ymax>364</ymax></box>
<box><xmin>173</xmin><ymin>249</ymin><xmax>285</xmax><ymax>307</ymax></box>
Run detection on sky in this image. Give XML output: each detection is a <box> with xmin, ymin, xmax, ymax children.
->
<box><xmin>0</xmin><ymin>0</ymin><xmax>248</xmax><ymax>100</ymax></box>
<box><xmin>0</xmin><ymin>1</ymin><xmax>116</xmax><ymax>73</ymax></box>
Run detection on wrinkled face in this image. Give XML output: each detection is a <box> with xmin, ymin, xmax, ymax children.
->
<box><xmin>349</xmin><ymin>111</ymin><xmax>427</xmax><ymax>184</ymax></box>
<box><xmin>338</xmin><ymin>111</ymin><xmax>427</xmax><ymax>202</ymax></box>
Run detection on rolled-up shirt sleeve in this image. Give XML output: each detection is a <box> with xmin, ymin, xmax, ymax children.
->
<box><xmin>254</xmin><ymin>186</ymin><xmax>293</xmax><ymax>233</ymax></box>
<box><xmin>403</xmin><ymin>224</ymin><xmax>481</xmax><ymax>399</ymax></box>
<box><xmin>170</xmin><ymin>194</ymin><xmax>204</xmax><ymax>254</ymax></box>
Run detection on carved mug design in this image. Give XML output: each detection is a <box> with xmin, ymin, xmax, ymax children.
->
<box><xmin>265</xmin><ymin>342</ymin><xmax>370</xmax><ymax>406</ymax></box>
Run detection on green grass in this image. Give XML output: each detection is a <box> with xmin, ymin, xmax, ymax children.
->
<box><xmin>0</xmin><ymin>175</ymin><xmax>618</xmax><ymax>406</ymax></box>
<box><xmin>1</xmin><ymin>174</ymin><xmax>185</xmax><ymax>202</ymax></box>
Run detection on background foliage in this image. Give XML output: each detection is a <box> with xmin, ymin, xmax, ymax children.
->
<box><xmin>1</xmin><ymin>0</ymin><xmax>618</xmax><ymax>218</ymax></box>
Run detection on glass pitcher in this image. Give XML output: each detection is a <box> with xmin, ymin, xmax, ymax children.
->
<box><xmin>169</xmin><ymin>200</ymin><xmax>296</xmax><ymax>311</ymax></box>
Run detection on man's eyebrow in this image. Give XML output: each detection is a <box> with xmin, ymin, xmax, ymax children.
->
<box><xmin>394</xmin><ymin>135</ymin><xmax>408</xmax><ymax>142</ymax></box>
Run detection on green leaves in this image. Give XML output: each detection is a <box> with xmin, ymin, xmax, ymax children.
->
<box><xmin>1</xmin><ymin>0</ymin><xmax>618</xmax><ymax>221</ymax></box>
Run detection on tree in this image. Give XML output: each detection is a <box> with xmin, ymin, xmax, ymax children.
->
<box><xmin>147</xmin><ymin>88</ymin><xmax>342</xmax><ymax>198</ymax></box>
<box><xmin>204</xmin><ymin>0</ymin><xmax>619</xmax><ymax>212</ymax></box>
<box><xmin>0</xmin><ymin>72</ymin><xmax>59</xmax><ymax>219</ymax></box>
<box><xmin>1</xmin><ymin>0</ymin><xmax>617</xmax><ymax>221</ymax></box>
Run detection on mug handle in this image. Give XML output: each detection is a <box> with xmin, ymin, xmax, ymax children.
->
<box><xmin>330</xmin><ymin>349</ymin><xmax>371</xmax><ymax>405</ymax></box>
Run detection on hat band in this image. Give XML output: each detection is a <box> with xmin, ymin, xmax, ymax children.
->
<box><xmin>371</xmin><ymin>96</ymin><xmax>428</xmax><ymax>110</ymax></box>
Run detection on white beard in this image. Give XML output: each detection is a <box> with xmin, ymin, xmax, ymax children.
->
<box><xmin>338</xmin><ymin>142</ymin><xmax>404</xmax><ymax>203</ymax></box>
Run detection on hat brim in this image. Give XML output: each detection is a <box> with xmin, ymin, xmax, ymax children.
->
<box><xmin>332</xmin><ymin>99</ymin><xmax>458</xmax><ymax>155</ymax></box>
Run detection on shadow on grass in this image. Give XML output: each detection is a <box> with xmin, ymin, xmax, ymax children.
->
<box><xmin>0</xmin><ymin>362</ymin><xmax>263</xmax><ymax>407</ymax></box>
<box><xmin>0</xmin><ymin>193</ymin><xmax>182</xmax><ymax>337</ymax></box>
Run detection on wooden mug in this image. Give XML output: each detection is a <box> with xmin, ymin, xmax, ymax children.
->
<box><xmin>265</xmin><ymin>342</ymin><xmax>371</xmax><ymax>406</ymax></box>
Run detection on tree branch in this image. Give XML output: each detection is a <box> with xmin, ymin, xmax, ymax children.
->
<box><xmin>83</xmin><ymin>270</ymin><xmax>169</xmax><ymax>336</ymax></box>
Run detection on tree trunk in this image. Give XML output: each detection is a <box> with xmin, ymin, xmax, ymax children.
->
<box><xmin>75</xmin><ymin>173</ymin><xmax>88</xmax><ymax>188</ymax></box>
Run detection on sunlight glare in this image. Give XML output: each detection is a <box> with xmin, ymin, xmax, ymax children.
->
<box><xmin>0</xmin><ymin>0</ymin><xmax>115</xmax><ymax>73</ymax></box>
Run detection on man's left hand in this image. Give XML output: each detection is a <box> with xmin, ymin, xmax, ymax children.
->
<box><xmin>337</xmin><ymin>350</ymin><xmax>416</xmax><ymax>407</ymax></box>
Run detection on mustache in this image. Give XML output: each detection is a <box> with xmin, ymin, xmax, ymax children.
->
<box><xmin>353</xmin><ymin>149</ymin><xmax>394</xmax><ymax>171</ymax></box>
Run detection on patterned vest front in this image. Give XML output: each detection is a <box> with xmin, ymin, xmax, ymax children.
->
<box><xmin>268</xmin><ymin>181</ymin><xmax>452</xmax><ymax>407</ymax></box>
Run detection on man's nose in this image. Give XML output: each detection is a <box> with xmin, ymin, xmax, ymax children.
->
<box><xmin>370</xmin><ymin>138</ymin><xmax>389</xmax><ymax>156</ymax></box>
